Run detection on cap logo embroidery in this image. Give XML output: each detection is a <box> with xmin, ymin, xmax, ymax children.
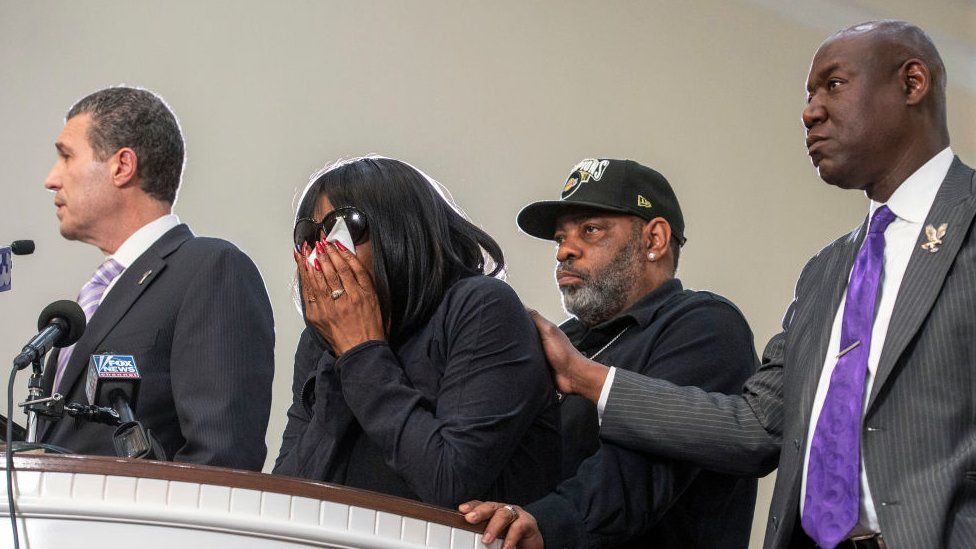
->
<box><xmin>562</xmin><ymin>158</ymin><xmax>610</xmax><ymax>199</ymax></box>
<box><xmin>637</xmin><ymin>195</ymin><xmax>652</xmax><ymax>208</ymax></box>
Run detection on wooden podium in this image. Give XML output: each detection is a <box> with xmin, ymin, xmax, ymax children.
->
<box><xmin>0</xmin><ymin>453</ymin><xmax>498</xmax><ymax>548</ymax></box>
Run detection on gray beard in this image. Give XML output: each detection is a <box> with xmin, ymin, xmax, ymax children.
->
<box><xmin>560</xmin><ymin>237</ymin><xmax>643</xmax><ymax>327</ymax></box>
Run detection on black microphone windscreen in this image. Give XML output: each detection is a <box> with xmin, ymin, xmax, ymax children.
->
<box><xmin>37</xmin><ymin>300</ymin><xmax>87</xmax><ymax>347</ymax></box>
<box><xmin>11</xmin><ymin>240</ymin><xmax>34</xmax><ymax>255</ymax></box>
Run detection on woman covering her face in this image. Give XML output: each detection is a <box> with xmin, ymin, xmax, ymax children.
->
<box><xmin>274</xmin><ymin>156</ymin><xmax>561</xmax><ymax>507</ymax></box>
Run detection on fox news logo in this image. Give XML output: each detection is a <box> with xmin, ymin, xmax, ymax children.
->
<box><xmin>91</xmin><ymin>354</ymin><xmax>140</xmax><ymax>378</ymax></box>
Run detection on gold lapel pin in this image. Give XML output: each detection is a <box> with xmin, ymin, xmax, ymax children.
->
<box><xmin>921</xmin><ymin>223</ymin><xmax>947</xmax><ymax>253</ymax></box>
<box><xmin>138</xmin><ymin>270</ymin><xmax>153</xmax><ymax>285</ymax></box>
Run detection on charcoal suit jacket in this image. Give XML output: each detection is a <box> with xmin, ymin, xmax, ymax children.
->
<box><xmin>39</xmin><ymin>224</ymin><xmax>275</xmax><ymax>471</ymax></box>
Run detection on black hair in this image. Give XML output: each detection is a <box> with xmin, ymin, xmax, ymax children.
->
<box><xmin>295</xmin><ymin>156</ymin><xmax>505</xmax><ymax>343</ymax></box>
<box><xmin>67</xmin><ymin>86</ymin><xmax>185</xmax><ymax>204</ymax></box>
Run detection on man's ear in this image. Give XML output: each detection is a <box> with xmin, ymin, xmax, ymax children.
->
<box><xmin>901</xmin><ymin>58</ymin><xmax>931</xmax><ymax>106</ymax></box>
<box><xmin>110</xmin><ymin>147</ymin><xmax>138</xmax><ymax>188</ymax></box>
<box><xmin>642</xmin><ymin>217</ymin><xmax>671</xmax><ymax>260</ymax></box>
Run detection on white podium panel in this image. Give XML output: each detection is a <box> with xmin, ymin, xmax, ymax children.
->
<box><xmin>0</xmin><ymin>454</ymin><xmax>499</xmax><ymax>549</ymax></box>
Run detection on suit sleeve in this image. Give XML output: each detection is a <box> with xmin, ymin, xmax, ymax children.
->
<box><xmin>335</xmin><ymin>280</ymin><xmax>553</xmax><ymax>507</ymax></box>
<box><xmin>597</xmin><ymin>260</ymin><xmax>824</xmax><ymax>477</ymax></box>
<box><xmin>170</xmin><ymin>245</ymin><xmax>275</xmax><ymax>470</ymax></box>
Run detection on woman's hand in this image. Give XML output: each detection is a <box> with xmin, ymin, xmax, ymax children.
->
<box><xmin>294</xmin><ymin>239</ymin><xmax>385</xmax><ymax>355</ymax></box>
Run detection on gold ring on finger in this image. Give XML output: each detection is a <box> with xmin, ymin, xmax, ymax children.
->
<box><xmin>503</xmin><ymin>504</ymin><xmax>519</xmax><ymax>523</ymax></box>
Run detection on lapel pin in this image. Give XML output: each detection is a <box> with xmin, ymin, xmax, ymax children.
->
<box><xmin>138</xmin><ymin>270</ymin><xmax>153</xmax><ymax>285</ymax></box>
<box><xmin>921</xmin><ymin>223</ymin><xmax>948</xmax><ymax>253</ymax></box>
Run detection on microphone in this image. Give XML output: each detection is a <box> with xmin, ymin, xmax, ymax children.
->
<box><xmin>12</xmin><ymin>300</ymin><xmax>86</xmax><ymax>369</ymax></box>
<box><xmin>86</xmin><ymin>354</ymin><xmax>163</xmax><ymax>459</ymax></box>
<box><xmin>86</xmin><ymin>354</ymin><xmax>141</xmax><ymax>413</ymax></box>
<box><xmin>10</xmin><ymin>240</ymin><xmax>34</xmax><ymax>255</ymax></box>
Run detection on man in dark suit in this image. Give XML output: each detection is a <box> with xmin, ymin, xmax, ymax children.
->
<box><xmin>461</xmin><ymin>159</ymin><xmax>758</xmax><ymax>547</ymax></box>
<box><xmin>470</xmin><ymin>21</ymin><xmax>975</xmax><ymax>548</ymax></box>
<box><xmin>39</xmin><ymin>87</ymin><xmax>274</xmax><ymax>471</ymax></box>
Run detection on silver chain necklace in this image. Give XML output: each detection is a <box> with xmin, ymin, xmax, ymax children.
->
<box><xmin>555</xmin><ymin>326</ymin><xmax>630</xmax><ymax>403</ymax></box>
<box><xmin>587</xmin><ymin>326</ymin><xmax>630</xmax><ymax>361</ymax></box>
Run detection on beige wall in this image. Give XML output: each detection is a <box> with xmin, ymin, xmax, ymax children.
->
<box><xmin>1</xmin><ymin>2</ymin><xmax>973</xmax><ymax>547</ymax></box>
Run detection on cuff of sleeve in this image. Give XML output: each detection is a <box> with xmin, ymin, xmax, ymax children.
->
<box><xmin>596</xmin><ymin>366</ymin><xmax>617</xmax><ymax>426</ymax></box>
<box><xmin>526</xmin><ymin>494</ymin><xmax>583</xmax><ymax>549</ymax></box>
<box><xmin>334</xmin><ymin>339</ymin><xmax>389</xmax><ymax>372</ymax></box>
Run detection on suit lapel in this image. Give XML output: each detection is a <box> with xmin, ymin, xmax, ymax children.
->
<box><xmin>867</xmin><ymin>158</ymin><xmax>976</xmax><ymax>408</ymax></box>
<box><xmin>798</xmin><ymin>224</ymin><xmax>866</xmax><ymax>433</ymax></box>
<box><xmin>45</xmin><ymin>225</ymin><xmax>192</xmax><ymax>413</ymax></box>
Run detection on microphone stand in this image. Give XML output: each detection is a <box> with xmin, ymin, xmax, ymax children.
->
<box><xmin>18</xmin><ymin>361</ymin><xmax>67</xmax><ymax>444</ymax></box>
<box><xmin>24</xmin><ymin>357</ymin><xmax>42</xmax><ymax>443</ymax></box>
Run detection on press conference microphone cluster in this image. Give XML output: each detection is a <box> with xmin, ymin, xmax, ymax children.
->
<box><xmin>12</xmin><ymin>300</ymin><xmax>86</xmax><ymax>370</ymax></box>
<box><xmin>86</xmin><ymin>354</ymin><xmax>165</xmax><ymax>460</ymax></box>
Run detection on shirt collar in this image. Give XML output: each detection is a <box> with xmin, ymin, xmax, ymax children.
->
<box><xmin>562</xmin><ymin>278</ymin><xmax>684</xmax><ymax>338</ymax></box>
<box><xmin>870</xmin><ymin>147</ymin><xmax>953</xmax><ymax>225</ymax></box>
<box><xmin>109</xmin><ymin>214</ymin><xmax>181</xmax><ymax>268</ymax></box>
<box><xmin>616</xmin><ymin>278</ymin><xmax>684</xmax><ymax>329</ymax></box>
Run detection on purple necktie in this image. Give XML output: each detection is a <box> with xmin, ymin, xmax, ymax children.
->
<box><xmin>52</xmin><ymin>258</ymin><xmax>124</xmax><ymax>393</ymax></box>
<box><xmin>802</xmin><ymin>206</ymin><xmax>896</xmax><ymax>548</ymax></box>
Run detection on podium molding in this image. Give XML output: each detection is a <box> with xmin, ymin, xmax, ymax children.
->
<box><xmin>0</xmin><ymin>453</ymin><xmax>497</xmax><ymax>548</ymax></box>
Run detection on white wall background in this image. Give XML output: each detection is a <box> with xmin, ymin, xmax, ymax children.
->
<box><xmin>1</xmin><ymin>1</ymin><xmax>973</xmax><ymax>547</ymax></box>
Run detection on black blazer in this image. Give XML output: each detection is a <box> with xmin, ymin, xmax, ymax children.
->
<box><xmin>274</xmin><ymin>275</ymin><xmax>561</xmax><ymax>508</ymax></box>
<box><xmin>40</xmin><ymin>224</ymin><xmax>275</xmax><ymax>471</ymax></box>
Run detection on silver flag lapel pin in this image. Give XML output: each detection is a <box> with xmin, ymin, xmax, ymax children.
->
<box><xmin>921</xmin><ymin>223</ymin><xmax>947</xmax><ymax>253</ymax></box>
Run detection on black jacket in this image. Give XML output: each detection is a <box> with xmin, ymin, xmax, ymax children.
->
<box><xmin>274</xmin><ymin>275</ymin><xmax>561</xmax><ymax>508</ymax></box>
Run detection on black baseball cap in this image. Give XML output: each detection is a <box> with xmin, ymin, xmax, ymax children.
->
<box><xmin>517</xmin><ymin>158</ymin><xmax>686</xmax><ymax>244</ymax></box>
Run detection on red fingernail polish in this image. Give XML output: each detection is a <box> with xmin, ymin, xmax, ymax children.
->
<box><xmin>335</xmin><ymin>241</ymin><xmax>349</xmax><ymax>253</ymax></box>
<box><xmin>315</xmin><ymin>242</ymin><xmax>323</xmax><ymax>254</ymax></box>
<box><xmin>314</xmin><ymin>259</ymin><xmax>322</xmax><ymax>271</ymax></box>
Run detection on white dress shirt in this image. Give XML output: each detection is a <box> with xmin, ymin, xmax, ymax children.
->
<box><xmin>800</xmin><ymin>147</ymin><xmax>954</xmax><ymax>535</ymax></box>
<box><xmin>102</xmin><ymin>214</ymin><xmax>181</xmax><ymax>299</ymax></box>
<box><xmin>597</xmin><ymin>366</ymin><xmax>617</xmax><ymax>422</ymax></box>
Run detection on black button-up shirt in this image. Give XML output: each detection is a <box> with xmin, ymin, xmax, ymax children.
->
<box><xmin>530</xmin><ymin>278</ymin><xmax>760</xmax><ymax>548</ymax></box>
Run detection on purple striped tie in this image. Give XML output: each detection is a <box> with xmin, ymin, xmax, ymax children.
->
<box><xmin>52</xmin><ymin>258</ymin><xmax>124</xmax><ymax>393</ymax></box>
<box><xmin>802</xmin><ymin>205</ymin><xmax>896</xmax><ymax>548</ymax></box>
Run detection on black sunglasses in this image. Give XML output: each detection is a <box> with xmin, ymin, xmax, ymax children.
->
<box><xmin>293</xmin><ymin>206</ymin><xmax>369</xmax><ymax>250</ymax></box>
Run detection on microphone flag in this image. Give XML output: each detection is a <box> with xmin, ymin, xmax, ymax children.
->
<box><xmin>0</xmin><ymin>246</ymin><xmax>11</xmax><ymax>292</ymax></box>
<box><xmin>86</xmin><ymin>354</ymin><xmax>141</xmax><ymax>407</ymax></box>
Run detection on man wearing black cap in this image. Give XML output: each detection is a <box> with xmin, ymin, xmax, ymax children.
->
<box><xmin>461</xmin><ymin>158</ymin><xmax>759</xmax><ymax>548</ymax></box>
